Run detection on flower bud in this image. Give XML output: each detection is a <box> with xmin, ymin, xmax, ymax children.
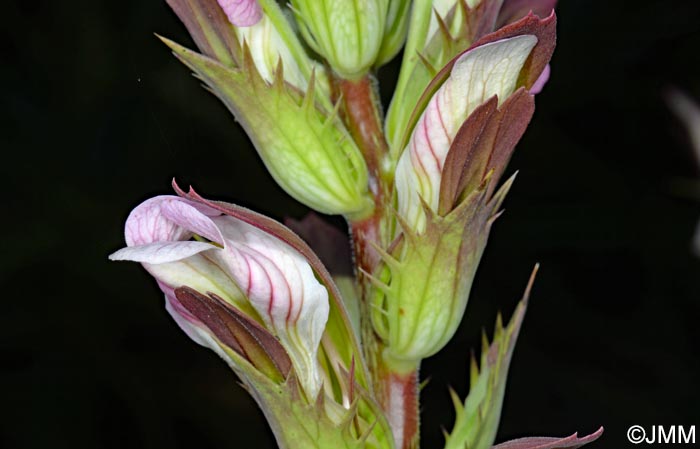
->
<box><xmin>395</xmin><ymin>34</ymin><xmax>538</xmax><ymax>233</ymax></box>
<box><xmin>373</xmin><ymin>17</ymin><xmax>556</xmax><ymax>367</ymax></box>
<box><xmin>290</xmin><ymin>0</ymin><xmax>390</xmax><ymax>78</ymax></box>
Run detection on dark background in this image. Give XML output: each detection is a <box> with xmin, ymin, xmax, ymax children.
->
<box><xmin>3</xmin><ymin>0</ymin><xmax>699</xmax><ymax>448</ymax></box>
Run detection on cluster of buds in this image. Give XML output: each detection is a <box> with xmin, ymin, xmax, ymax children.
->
<box><xmin>112</xmin><ymin>0</ymin><xmax>603</xmax><ymax>448</ymax></box>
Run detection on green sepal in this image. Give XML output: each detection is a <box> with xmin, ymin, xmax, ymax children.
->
<box><xmin>160</xmin><ymin>38</ymin><xmax>373</xmax><ymax>217</ymax></box>
<box><xmin>240</xmin><ymin>365</ymin><xmax>395</xmax><ymax>449</ymax></box>
<box><xmin>165</xmin><ymin>0</ymin><xmax>242</xmax><ymax>66</ymax></box>
<box><xmin>290</xmin><ymin>0</ymin><xmax>390</xmax><ymax>79</ymax></box>
<box><xmin>375</xmin><ymin>0</ymin><xmax>412</xmax><ymax>67</ymax></box>
<box><xmin>443</xmin><ymin>267</ymin><xmax>538</xmax><ymax>449</ymax></box>
<box><xmin>371</xmin><ymin>175</ymin><xmax>514</xmax><ymax>366</ymax></box>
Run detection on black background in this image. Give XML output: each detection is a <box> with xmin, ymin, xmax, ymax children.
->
<box><xmin>3</xmin><ymin>1</ymin><xmax>699</xmax><ymax>448</ymax></box>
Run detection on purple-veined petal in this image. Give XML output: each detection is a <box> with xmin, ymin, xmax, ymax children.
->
<box><xmin>395</xmin><ymin>35</ymin><xmax>537</xmax><ymax>232</ymax></box>
<box><xmin>124</xmin><ymin>195</ymin><xmax>223</xmax><ymax>246</ymax></box>
<box><xmin>529</xmin><ymin>63</ymin><xmax>550</xmax><ymax>94</ymax></box>
<box><xmin>217</xmin><ymin>0</ymin><xmax>262</xmax><ymax>27</ymax></box>
<box><xmin>112</xmin><ymin>196</ymin><xmax>253</xmax><ymax>314</ymax></box>
<box><xmin>211</xmin><ymin>215</ymin><xmax>329</xmax><ymax>399</ymax></box>
<box><xmin>175</xmin><ymin>183</ymin><xmax>372</xmax><ymax>392</ymax></box>
<box><xmin>112</xmin><ymin>194</ymin><xmax>329</xmax><ymax>399</ymax></box>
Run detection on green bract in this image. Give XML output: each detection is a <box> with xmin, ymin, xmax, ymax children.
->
<box><xmin>291</xmin><ymin>0</ymin><xmax>390</xmax><ymax>78</ymax></box>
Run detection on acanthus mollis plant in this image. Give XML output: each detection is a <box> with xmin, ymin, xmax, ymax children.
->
<box><xmin>110</xmin><ymin>0</ymin><xmax>603</xmax><ymax>448</ymax></box>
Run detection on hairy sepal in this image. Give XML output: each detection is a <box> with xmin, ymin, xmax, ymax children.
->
<box><xmin>166</xmin><ymin>0</ymin><xmax>323</xmax><ymax>93</ymax></box>
<box><xmin>160</xmin><ymin>39</ymin><xmax>372</xmax><ymax>216</ymax></box>
<box><xmin>372</xmin><ymin>179</ymin><xmax>511</xmax><ymax>365</ymax></box>
<box><xmin>290</xmin><ymin>0</ymin><xmax>390</xmax><ymax>78</ymax></box>
<box><xmin>241</xmin><ymin>370</ymin><xmax>395</xmax><ymax>449</ymax></box>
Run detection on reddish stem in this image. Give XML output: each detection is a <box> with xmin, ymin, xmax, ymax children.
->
<box><xmin>379</xmin><ymin>367</ymin><xmax>420</xmax><ymax>449</ymax></box>
<box><xmin>336</xmin><ymin>74</ymin><xmax>420</xmax><ymax>449</ymax></box>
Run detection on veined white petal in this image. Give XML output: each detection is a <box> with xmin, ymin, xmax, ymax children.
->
<box><xmin>109</xmin><ymin>240</ymin><xmax>214</xmax><ymax>264</ymax></box>
<box><xmin>113</xmin><ymin>195</ymin><xmax>329</xmax><ymax>397</ymax></box>
<box><xmin>396</xmin><ymin>35</ymin><xmax>537</xmax><ymax>232</ymax></box>
<box><xmin>212</xmin><ymin>216</ymin><xmax>329</xmax><ymax>399</ymax></box>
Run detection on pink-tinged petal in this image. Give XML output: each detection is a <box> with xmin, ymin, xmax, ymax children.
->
<box><xmin>113</xmin><ymin>190</ymin><xmax>330</xmax><ymax>395</ymax></box>
<box><xmin>217</xmin><ymin>0</ymin><xmax>262</xmax><ymax>27</ymax></box>
<box><xmin>124</xmin><ymin>195</ymin><xmax>222</xmax><ymax>246</ymax></box>
<box><xmin>175</xmin><ymin>182</ymin><xmax>372</xmax><ymax>391</ymax></box>
<box><xmin>395</xmin><ymin>35</ymin><xmax>538</xmax><ymax>232</ymax></box>
<box><xmin>529</xmin><ymin>63</ymin><xmax>550</xmax><ymax>94</ymax></box>
<box><xmin>473</xmin><ymin>12</ymin><xmax>556</xmax><ymax>91</ymax></box>
<box><xmin>161</xmin><ymin>282</ymin><xmax>206</xmax><ymax>340</ymax></box>
<box><xmin>115</xmin><ymin>195</ymin><xmax>252</xmax><ymax>314</ymax></box>
<box><xmin>211</xmin><ymin>215</ymin><xmax>329</xmax><ymax>398</ymax></box>
<box><xmin>109</xmin><ymin>240</ymin><xmax>214</xmax><ymax>264</ymax></box>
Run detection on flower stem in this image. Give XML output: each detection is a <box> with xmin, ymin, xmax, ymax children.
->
<box><xmin>377</xmin><ymin>359</ymin><xmax>420</xmax><ymax>449</ymax></box>
<box><xmin>337</xmin><ymin>73</ymin><xmax>420</xmax><ymax>449</ymax></box>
